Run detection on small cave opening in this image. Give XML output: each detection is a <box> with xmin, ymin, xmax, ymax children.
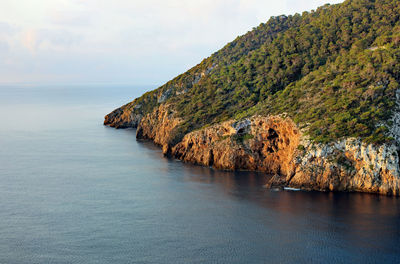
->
<box><xmin>267</xmin><ymin>128</ymin><xmax>279</xmax><ymax>140</ymax></box>
<box><xmin>237</xmin><ymin>128</ymin><xmax>246</xmax><ymax>135</ymax></box>
<box><xmin>267</xmin><ymin>147</ymin><xmax>275</xmax><ymax>153</ymax></box>
<box><xmin>266</xmin><ymin>128</ymin><xmax>279</xmax><ymax>153</ymax></box>
<box><xmin>187</xmin><ymin>142</ymin><xmax>194</xmax><ymax>150</ymax></box>
<box><xmin>208</xmin><ymin>149</ymin><xmax>214</xmax><ymax>167</ymax></box>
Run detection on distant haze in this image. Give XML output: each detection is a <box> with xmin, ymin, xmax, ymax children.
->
<box><xmin>0</xmin><ymin>0</ymin><xmax>343</xmax><ymax>85</ymax></box>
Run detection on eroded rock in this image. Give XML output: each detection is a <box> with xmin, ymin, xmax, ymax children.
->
<box><xmin>170</xmin><ymin>116</ymin><xmax>300</xmax><ymax>175</ymax></box>
<box><xmin>136</xmin><ymin>104</ymin><xmax>182</xmax><ymax>146</ymax></box>
<box><xmin>282</xmin><ymin>139</ymin><xmax>400</xmax><ymax>195</ymax></box>
<box><xmin>105</xmin><ymin>103</ymin><xmax>400</xmax><ymax>196</ymax></box>
<box><xmin>104</xmin><ymin>106</ymin><xmax>142</xmax><ymax>129</ymax></box>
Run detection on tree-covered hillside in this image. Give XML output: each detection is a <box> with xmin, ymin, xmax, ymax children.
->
<box><xmin>115</xmin><ymin>0</ymin><xmax>400</xmax><ymax>144</ymax></box>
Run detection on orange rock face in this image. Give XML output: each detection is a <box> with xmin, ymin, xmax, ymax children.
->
<box><xmin>167</xmin><ymin>116</ymin><xmax>301</xmax><ymax>176</ymax></box>
<box><xmin>104</xmin><ymin>105</ymin><xmax>142</xmax><ymax>129</ymax></box>
<box><xmin>136</xmin><ymin>104</ymin><xmax>182</xmax><ymax>147</ymax></box>
<box><xmin>105</xmin><ymin>104</ymin><xmax>400</xmax><ymax>196</ymax></box>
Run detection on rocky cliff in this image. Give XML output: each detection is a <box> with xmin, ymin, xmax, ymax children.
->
<box><xmin>282</xmin><ymin>139</ymin><xmax>400</xmax><ymax>195</ymax></box>
<box><xmin>104</xmin><ymin>105</ymin><xmax>400</xmax><ymax>196</ymax></box>
<box><xmin>136</xmin><ymin>104</ymin><xmax>182</xmax><ymax>148</ymax></box>
<box><xmin>104</xmin><ymin>103</ymin><xmax>143</xmax><ymax>128</ymax></box>
<box><xmin>170</xmin><ymin>116</ymin><xmax>300</xmax><ymax>176</ymax></box>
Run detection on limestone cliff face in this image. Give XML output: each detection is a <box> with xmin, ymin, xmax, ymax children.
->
<box><xmin>104</xmin><ymin>105</ymin><xmax>142</xmax><ymax>129</ymax></box>
<box><xmin>170</xmin><ymin>116</ymin><xmax>300</xmax><ymax>176</ymax></box>
<box><xmin>285</xmin><ymin>139</ymin><xmax>400</xmax><ymax>195</ymax></box>
<box><xmin>105</xmin><ymin>104</ymin><xmax>400</xmax><ymax>195</ymax></box>
<box><xmin>133</xmin><ymin>108</ymin><xmax>301</xmax><ymax>175</ymax></box>
<box><xmin>136</xmin><ymin>104</ymin><xmax>182</xmax><ymax>147</ymax></box>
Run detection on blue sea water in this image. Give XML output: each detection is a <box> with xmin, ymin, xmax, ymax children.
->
<box><xmin>1</xmin><ymin>84</ymin><xmax>400</xmax><ymax>264</ymax></box>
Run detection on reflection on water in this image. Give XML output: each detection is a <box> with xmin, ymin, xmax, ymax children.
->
<box><xmin>138</xmin><ymin>138</ymin><xmax>400</xmax><ymax>261</ymax></box>
<box><xmin>163</xmin><ymin>148</ymin><xmax>400</xmax><ymax>216</ymax></box>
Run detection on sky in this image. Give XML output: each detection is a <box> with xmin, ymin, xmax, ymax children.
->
<box><xmin>0</xmin><ymin>0</ymin><xmax>343</xmax><ymax>85</ymax></box>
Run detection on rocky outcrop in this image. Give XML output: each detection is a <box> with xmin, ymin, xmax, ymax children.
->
<box><xmin>157</xmin><ymin>89</ymin><xmax>172</xmax><ymax>104</ymax></box>
<box><xmin>192</xmin><ymin>63</ymin><xmax>218</xmax><ymax>85</ymax></box>
<box><xmin>136</xmin><ymin>104</ymin><xmax>182</xmax><ymax>147</ymax></box>
<box><xmin>281</xmin><ymin>139</ymin><xmax>400</xmax><ymax>195</ymax></box>
<box><xmin>104</xmin><ymin>104</ymin><xmax>142</xmax><ymax>129</ymax></box>
<box><xmin>170</xmin><ymin>116</ymin><xmax>300</xmax><ymax>176</ymax></box>
<box><xmin>105</xmin><ymin>104</ymin><xmax>400</xmax><ymax>196</ymax></box>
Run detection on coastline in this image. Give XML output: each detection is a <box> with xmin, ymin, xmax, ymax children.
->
<box><xmin>104</xmin><ymin>104</ymin><xmax>400</xmax><ymax>196</ymax></box>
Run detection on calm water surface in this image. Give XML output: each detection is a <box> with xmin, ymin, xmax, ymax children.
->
<box><xmin>1</xmin><ymin>85</ymin><xmax>400</xmax><ymax>264</ymax></box>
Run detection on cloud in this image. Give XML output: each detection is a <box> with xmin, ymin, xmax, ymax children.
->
<box><xmin>22</xmin><ymin>29</ymin><xmax>38</xmax><ymax>53</ymax></box>
<box><xmin>36</xmin><ymin>29</ymin><xmax>83</xmax><ymax>49</ymax></box>
<box><xmin>0</xmin><ymin>0</ymin><xmax>344</xmax><ymax>84</ymax></box>
<box><xmin>0</xmin><ymin>21</ymin><xmax>17</xmax><ymax>35</ymax></box>
<box><xmin>0</xmin><ymin>41</ymin><xmax>9</xmax><ymax>58</ymax></box>
<box><xmin>20</xmin><ymin>28</ymin><xmax>82</xmax><ymax>54</ymax></box>
<box><xmin>49</xmin><ymin>10</ymin><xmax>92</xmax><ymax>27</ymax></box>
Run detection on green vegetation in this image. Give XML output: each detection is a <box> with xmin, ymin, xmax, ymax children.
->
<box><xmin>219</xmin><ymin>135</ymin><xmax>230</xmax><ymax>141</ymax></box>
<box><xmin>334</xmin><ymin>152</ymin><xmax>355</xmax><ymax>171</ymax></box>
<box><xmin>297</xmin><ymin>145</ymin><xmax>306</xmax><ymax>151</ymax></box>
<box><xmin>233</xmin><ymin>133</ymin><xmax>255</xmax><ymax>142</ymax></box>
<box><xmin>124</xmin><ymin>0</ymin><xmax>400</xmax><ymax>145</ymax></box>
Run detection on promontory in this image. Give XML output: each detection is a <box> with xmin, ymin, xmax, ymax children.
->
<box><xmin>105</xmin><ymin>0</ymin><xmax>400</xmax><ymax>195</ymax></box>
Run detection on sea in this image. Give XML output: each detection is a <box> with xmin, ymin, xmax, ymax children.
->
<box><xmin>1</xmin><ymin>84</ymin><xmax>400</xmax><ymax>263</ymax></box>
